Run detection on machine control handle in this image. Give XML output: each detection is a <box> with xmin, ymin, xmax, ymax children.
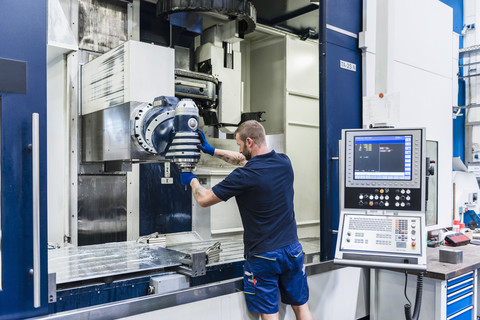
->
<box><xmin>32</xmin><ymin>113</ymin><xmax>41</xmax><ymax>308</ymax></box>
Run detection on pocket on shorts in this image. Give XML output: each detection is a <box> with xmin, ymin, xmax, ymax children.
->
<box><xmin>285</xmin><ymin>242</ymin><xmax>303</xmax><ymax>259</ymax></box>
<box><xmin>243</xmin><ymin>269</ymin><xmax>256</xmax><ymax>296</ymax></box>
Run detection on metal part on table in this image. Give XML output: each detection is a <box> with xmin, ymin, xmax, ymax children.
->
<box><xmin>178</xmin><ymin>251</ymin><xmax>207</xmax><ymax>277</ymax></box>
<box><xmin>49</xmin><ymin>241</ymin><xmax>185</xmax><ymax>284</ymax></box>
<box><xmin>137</xmin><ymin>232</ymin><xmax>167</xmax><ymax>246</ymax></box>
<box><xmin>168</xmin><ymin>238</ymin><xmax>244</xmax><ymax>266</ymax></box>
<box><xmin>439</xmin><ymin>248</ymin><xmax>463</xmax><ymax>264</ymax></box>
<box><xmin>206</xmin><ymin>241</ymin><xmax>222</xmax><ymax>263</ymax></box>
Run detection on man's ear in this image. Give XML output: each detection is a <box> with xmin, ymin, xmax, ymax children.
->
<box><xmin>246</xmin><ymin>137</ymin><xmax>254</xmax><ymax>148</ymax></box>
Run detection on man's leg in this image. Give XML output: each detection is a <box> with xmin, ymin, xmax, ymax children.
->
<box><xmin>291</xmin><ymin>303</ymin><xmax>314</xmax><ymax>320</ymax></box>
<box><xmin>261</xmin><ymin>312</ymin><xmax>279</xmax><ymax>320</ymax></box>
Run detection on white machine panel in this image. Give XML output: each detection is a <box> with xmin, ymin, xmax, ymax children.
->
<box><xmin>82</xmin><ymin>40</ymin><xmax>174</xmax><ymax>115</ymax></box>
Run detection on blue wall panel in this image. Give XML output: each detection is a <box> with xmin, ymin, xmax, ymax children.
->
<box><xmin>0</xmin><ymin>0</ymin><xmax>48</xmax><ymax>318</ymax></box>
<box><xmin>319</xmin><ymin>0</ymin><xmax>362</xmax><ymax>260</ymax></box>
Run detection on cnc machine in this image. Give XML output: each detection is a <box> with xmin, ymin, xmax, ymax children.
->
<box><xmin>45</xmin><ymin>0</ymin><xmax>321</xmax><ymax>316</ymax></box>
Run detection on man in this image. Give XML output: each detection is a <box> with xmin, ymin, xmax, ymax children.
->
<box><xmin>180</xmin><ymin>120</ymin><xmax>313</xmax><ymax>320</ymax></box>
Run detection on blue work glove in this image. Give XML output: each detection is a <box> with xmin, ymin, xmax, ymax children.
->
<box><xmin>180</xmin><ymin>172</ymin><xmax>196</xmax><ymax>186</ymax></box>
<box><xmin>197</xmin><ymin>130</ymin><xmax>215</xmax><ymax>156</ymax></box>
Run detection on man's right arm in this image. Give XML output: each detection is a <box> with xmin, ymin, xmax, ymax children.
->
<box><xmin>213</xmin><ymin>149</ymin><xmax>247</xmax><ymax>166</ymax></box>
<box><xmin>198</xmin><ymin>130</ymin><xmax>247</xmax><ymax>166</ymax></box>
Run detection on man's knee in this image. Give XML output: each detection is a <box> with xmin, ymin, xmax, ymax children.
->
<box><xmin>291</xmin><ymin>302</ymin><xmax>314</xmax><ymax>320</ymax></box>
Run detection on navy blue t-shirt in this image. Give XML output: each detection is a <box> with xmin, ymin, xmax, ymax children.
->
<box><xmin>212</xmin><ymin>150</ymin><xmax>298</xmax><ymax>256</ymax></box>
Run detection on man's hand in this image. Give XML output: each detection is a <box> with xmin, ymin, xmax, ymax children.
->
<box><xmin>197</xmin><ymin>130</ymin><xmax>215</xmax><ymax>156</ymax></box>
<box><xmin>180</xmin><ymin>172</ymin><xmax>196</xmax><ymax>186</ymax></box>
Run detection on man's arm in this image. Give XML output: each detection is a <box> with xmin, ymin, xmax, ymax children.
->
<box><xmin>197</xmin><ymin>130</ymin><xmax>247</xmax><ymax>166</ymax></box>
<box><xmin>190</xmin><ymin>178</ymin><xmax>222</xmax><ymax>207</ymax></box>
<box><xmin>213</xmin><ymin>149</ymin><xmax>247</xmax><ymax>166</ymax></box>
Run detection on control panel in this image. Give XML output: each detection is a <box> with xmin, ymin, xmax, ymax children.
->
<box><xmin>340</xmin><ymin>214</ymin><xmax>422</xmax><ymax>255</ymax></box>
<box><xmin>344</xmin><ymin>187</ymin><xmax>422</xmax><ymax>211</ymax></box>
<box><xmin>335</xmin><ymin>128</ymin><xmax>427</xmax><ymax>270</ymax></box>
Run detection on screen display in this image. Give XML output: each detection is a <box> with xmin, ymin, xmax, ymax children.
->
<box><xmin>354</xmin><ymin>135</ymin><xmax>412</xmax><ymax>180</ymax></box>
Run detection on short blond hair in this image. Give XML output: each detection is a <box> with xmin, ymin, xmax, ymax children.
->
<box><xmin>235</xmin><ymin>120</ymin><xmax>266</xmax><ymax>146</ymax></box>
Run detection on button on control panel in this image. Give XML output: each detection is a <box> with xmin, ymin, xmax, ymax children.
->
<box><xmin>346</xmin><ymin>187</ymin><xmax>421</xmax><ymax>211</ymax></box>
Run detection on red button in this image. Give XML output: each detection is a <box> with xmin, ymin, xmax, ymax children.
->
<box><xmin>412</xmin><ymin>242</ymin><xmax>416</xmax><ymax>247</ymax></box>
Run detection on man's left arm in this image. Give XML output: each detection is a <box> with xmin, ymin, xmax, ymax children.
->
<box><xmin>180</xmin><ymin>172</ymin><xmax>222</xmax><ymax>207</ymax></box>
<box><xmin>190</xmin><ymin>178</ymin><xmax>222</xmax><ymax>207</ymax></box>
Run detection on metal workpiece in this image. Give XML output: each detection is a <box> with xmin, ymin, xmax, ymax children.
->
<box><xmin>157</xmin><ymin>0</ymin><xmax>257</xmax><ymax>36</ymax></box>
<box><xmin>178</xmin><ymin>251</ymin><xmax>207</xmax><ymax>277</ymax></box>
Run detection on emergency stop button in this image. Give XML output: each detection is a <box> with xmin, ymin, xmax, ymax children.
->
<box><xmin>411</xmin><ymin>241</ymin><xmax>416</xmax><ymax>247</ymax></box>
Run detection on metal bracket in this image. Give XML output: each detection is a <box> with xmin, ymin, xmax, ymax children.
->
<box><xmin>48</xmin><ymin>273</ymin><xmax>57</xmax><ymax>303</ymax></box>
<box><xmin>177</xmin><ymin>251</ymin><xmax>206</xmax><ymax>277</ymax></box>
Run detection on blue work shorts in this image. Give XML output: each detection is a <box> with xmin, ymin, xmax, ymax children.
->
<box><xmin>243</xmin><ymin>241</ymin><xmax>309</xmax><ymax>314</ymax></box>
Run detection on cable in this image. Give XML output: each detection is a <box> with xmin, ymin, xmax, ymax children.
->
<box><xmin>404</xmin><ymin>271</ymin><xmax>424</xmax><ymax>320</ymax></box>
<box><xmin>404</xmin><ymin>270</ymin><xmax>412</xmax><ymax>308</ymax></box>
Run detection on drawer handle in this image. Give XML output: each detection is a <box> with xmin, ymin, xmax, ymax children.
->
<box><xmin>447</xmin><ymin>271</ymin><xmax>474</xmax><ymax>283</ymax></box>
<box><xmin>447</xmin><ymin>285</ymin><xmax>473</xmax><ymax>298</ymax></box>
<box><xmin>447</xmin><ymin>292</ymin><xmax>473</xmax><ymax>306</ymax></box>
<box><xmin>448</xmin><ymin>279</ymin><xmax>473</xmax><ymax>290</ymax></box>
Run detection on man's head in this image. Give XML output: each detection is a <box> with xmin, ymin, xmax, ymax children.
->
<box><xmin>234</xmin><ymin>120</ymin><xmax>267</xmax><ymax>160</ymax></box>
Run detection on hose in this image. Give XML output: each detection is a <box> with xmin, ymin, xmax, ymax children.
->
<box><xmin>404</xmin><ymin>272</ymin><xmax>424</xmax><ymax>320</ymax></box>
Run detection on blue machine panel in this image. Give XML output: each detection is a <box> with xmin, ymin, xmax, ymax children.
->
<box><xmin>0</xmin><ymin>0</ymin><xmax>48</xmax><ymax>318</ymax></box>
<box><xmin>140</xmin><ymin>163</ymin><xmax>192</xmax><ymax>235</ymax></box>
<box><xmin>319</xmin><ymin>0</ymin><xmax>362</xmax><ymax>261</ymax></box>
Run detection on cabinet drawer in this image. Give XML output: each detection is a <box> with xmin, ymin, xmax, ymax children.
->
<box><xmin>446</xmin><ymin>292</ymin><xmax>473</xmax><ymax>318</ymax></box>
<box><xmin>447</xmin><ymin>272</ymin><xmax>474</xmax><ymax>295</ymax></box>
<box><xmin>446</xmin><ymin>305</ymin><xmax>473</xmax><ymax>320</ymax></box>
<box><xmin>447</xmin><ymin>285</ymin><xmax>474</xmax><ymax>301</ymax></box>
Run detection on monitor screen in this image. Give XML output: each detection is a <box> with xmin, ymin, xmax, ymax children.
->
<box><xmin>354</xmin><ymin>135</ymin><xmax>412</xmax><ymax>180</ymax></box>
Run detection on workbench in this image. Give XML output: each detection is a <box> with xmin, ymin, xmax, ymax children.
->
<box><xmin>371</xmin><ymin>244</ymin><xmax>480</xmax><ymax>320</ymax></box>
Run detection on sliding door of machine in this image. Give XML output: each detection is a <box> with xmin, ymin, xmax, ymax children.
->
<box><xmin>0</xmin><ymin>0</ymin><xmax>48</xmax><ymax>318</ymax></box>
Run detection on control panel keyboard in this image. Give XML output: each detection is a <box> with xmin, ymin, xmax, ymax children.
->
<box><xmin>340</xmin><ymin>214</ymin><xmax>422</xmax><ymax>255</ymax></box>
